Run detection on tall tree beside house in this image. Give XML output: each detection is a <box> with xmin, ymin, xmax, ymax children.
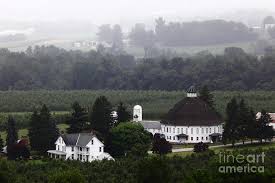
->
<box><xmin>199</xmin><ymin>85</ymin><xmax>214</xmax><ymax>109</ymax></box>
<box><xmin>6</xmin><ymin>116</ymin><xmax>18</xmax><ymax>146</ymax></box>
<box><xmin>116</xmin><ymin>102</ymin><xmax>131</xmax><ymax>124</ymax></box>
<box><xmin>222</xmin><ymin>98</ymin><xmax>240</xmax><ymax>146</ymax></box>
<box><xmin>29</xmin><ymin>105</ymin><xmax>59</xmax><ymax>153</ymax></box>
<box><xmin>238</xmin><ymin>99</ymin><xmax>250</xmax><ymax>144</ymax></box>
<box><xmin>256</xmin><ymin>110</ymin><xmax>274</xmax><ymax>142</ymax></box>
<box><xmin>67</xmin><ymin>102</ymin><xmax>88</xmax><ymax>134</ymax></box>
<box><xmin>90</xmin><ymin>96</ymin><xmax>112</xmax><ymax>139</ymax></box>
<box><xmin>28</xmin><ymin>110</ymin><xmax>40</xmax><ymax>151</ymax></box>
<box><xmin>0</xmin><ymin>135</ymin><xmax>4</xmax><ymax>150</ymax></box>
<box><xmin>246</xmin><ymin>109</ymin><xmax>258</xmax><ymax>143</ymax></box>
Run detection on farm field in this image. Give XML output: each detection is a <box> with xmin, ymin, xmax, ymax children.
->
<box><xmin>0</xmin><ymin>90</ymin><xmax>274</xmax><ymax>131</ymax></box>
<box><xmin>0</xmin><ymin>90</ymin><xmax>274</xmax><ymax>117</ymax></box>
<box><xmin>0</xmin><ymin>123</ymin><xmax>68</xmax><ymax>142</ymax></box>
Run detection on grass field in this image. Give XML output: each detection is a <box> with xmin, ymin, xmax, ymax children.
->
<box><xmin>168</xmin><ymin>142</ymin><xmax>275</xmax><ymax>157</ymax></box>
<box><xmin>0</xmin><ymin>124</ymin><xmax>69</xmax><ymax>142</ymax></box>
<box><xmin>0</xmin><ymin>90</ymin><xmax>275</xmax><ymax>131</ymax></box>
<box><xmin>0</xmin><ymin>90</ymin><xmax>275</xmax><ymax>119</ymax></box>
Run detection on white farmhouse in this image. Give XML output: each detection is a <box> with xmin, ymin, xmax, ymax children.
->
<box><xmin>136</xmin><ymin>86</ymin><xmax>224</xmax><ymax>144</ymax></box>
<box><xmin>47</xmin><ymin>133</ymin><xmax>113</xmax><ymax>162</ymax></box>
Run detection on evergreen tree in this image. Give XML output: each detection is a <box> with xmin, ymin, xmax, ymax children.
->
<box><xmin>222</xmin><ymin>98</ymin><xmax>240</xmax><ymax>146</ymax></box>
<box><xmin>199</xmin><ymin>85</ymin><xmax>214</xmax><ymax>108</ymax></box>
<box><xmin>6</xmin><ymin>116</ymin><xmax>18</xmax><ymax>146</ymax></box>
<box><xmin>29</xmin><ymin>105</ymin><xmax>59</xmax><ymax>153</ymax></box>
<box><xmin>238</xmin><ymin>99</ymin><xmax>250</xmax><ymax>144</ymax></box>
<box><xmin>0</xmin><ymin>135</ymin><xmax>4</xmax><ymax>151</ymax></box>
<box><xmin>246</xmin><ymin>109</ymin><xmax>258</xmax><ymax>143</ymax></box>
<box><xmin>90</xmin><ymin>96</ymin><xmax>112</xmax><ymax>139</ymax></box>
<box><xmin>257</xmin><ymin>110</ymin><xmax>274</xmax><ymax>143</ymax></box>
<box><xmin>117</xmin><ymin>102</ymin><xmax>131</xmax><ymax>124</ymax></box>
<box><xmin>67</xmin><ymin>102</ymin><xmax>88</xmax><ymax>133</ymax></box>
<box><xmin>28</xmin><ymin>110</ymin><xmax>40</xmax><ymax>151</ymax></box>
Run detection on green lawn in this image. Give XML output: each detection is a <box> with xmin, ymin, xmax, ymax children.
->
<box><xmin>168</xmin><ymin>142</ymin><xmax>275</xmax><ymax>157</ymax></box>
<box><xmin>213</xmin><ymin>141</ymin><xmax>275</xmax><ymax>152</ymax></box>
<box><xmin>167</xmin><ymin>151</ymin><xmax>194</xmax><ymax>157</ymax></box>
<box><xmin>0</xmin><ymin>124</ymin><xmax>69</xmax><ymax>142</ymax></box>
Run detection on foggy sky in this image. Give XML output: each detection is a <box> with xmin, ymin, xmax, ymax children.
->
<box><xmin>1</xmin><ymin>0</ymin><xmax>275</xmax><ymax>24</ymax></box>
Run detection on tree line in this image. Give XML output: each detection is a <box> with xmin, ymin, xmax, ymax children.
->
<box><xmin>0</xmin><ymin>46</ymin><xmax>275</xmax><ymax>90</ymax></box>
<box><xmin>98</xmin><ymin>18</ymin><xmax>258</xmax><ymax>48</ymax></box>
<box><xmin>223</xmin><ymin>98</ymin><xmax>274</xmax><ymax>146</ymax></box>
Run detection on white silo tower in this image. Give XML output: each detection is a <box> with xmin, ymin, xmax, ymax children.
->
<box><xmin>133</xmin><ymin>105</ymin><xmax>142</xmax><ymax>122</ymax></box>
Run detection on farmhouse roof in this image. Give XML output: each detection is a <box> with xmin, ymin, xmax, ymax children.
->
<box><xmin>61</xmin><ymin>133</ymin><xmax>96</xmax><ymax>147</ymax></box>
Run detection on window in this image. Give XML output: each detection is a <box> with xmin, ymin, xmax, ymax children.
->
<box><xmin>196</xmin><ymin>137</ymin><xmax>199</xmax><ymax>141</ymax></box>
<box><xmin>71</xmin><ymin>154</ymin><xmax>74</xmax><ymax>160</ymax></box>
<box><xmin>99</xmin><ymin>147</ymin><xmax>102</xmax><ymax>152</ymax></box>
<box><xmin>87</xmin><ymin>148</ymin><xmax>89</xmax><ymax>152</ymax></box>
<box><xmin>206</xmin><ymin>128</ymin><xmax>208</xmax><ymax>134</ymax></box>
<box><xmin>186</xmin><ymin>128</ymin><xmax>188</xmax><ymax>134</ymax></box>
<box><xmin>177</xmin><ymin>128</ymin><xmax>180</xmax><ymax>134</ymax></box>
<box><xmin>91</xmin><ymin>140</ymin><xmax>94</xmax><ymax>145</ymax></box>
<box><xmin>191</xmin><ymin>128</ymin><xmax>193</xmax><ymax>134</ymax></box>
<box><xmin>80</xmin><ymin>147</ymin><xmax>82</xmax><ymax>151</ymax></box>
<box><xmin>71</xmin><ymin>147</ymin><xmax>74</xmax><ymax>152</ymax></box>
<box><xmin>196</xmin><ymin>128</ymin><xmax>199</xmax><ymax>134</ymax></box>
<box><xmin>214</xmin><ymin>127</ymin><xmax>216</xmax><ymax>133</ymax></box>
<box><xmin>206</xmin><ymin>137</ymin><xmax>208</xmax><ymax>140</ymax></box>
<box><xmin>167</xmin><ymin>127</ymin><xmax>169</xmax><ymax>132</ymax></box>
<box><xmin>210</xmin><ymin>128</ymin><xmax>212</xmax><ymax>133</ymax></box>
<box><xmin>191</xmin><ymin>137</ymin><xmax>193</xmax><ymax>141</ymax></box>
<box><xmin>181</xmin><ymin>128</ymin><xmax>183</xmax><ymax>133</ymax></box>
<box><xmin>173</xmin><ymin>136</ymin><xmax>175</xmax><ymax>140</ymax></box>
<box><xmin>173</xmin><ymin>128</ymin><xmax>175</xmax><ymax>133</ymax></box>
<box><xmin>202</xmin><ymin>137</ymin><xmax>204</xmax><ymax>140</ymax></box>
<box><xmin>202</xmin><ymin>128</ymin><xmax>204</xmax><ymax>134</ymax></box>
<box><xmin>169</xmin><ymin>127</ymin><xmax>171</xmax><ymax>133</ymax></box>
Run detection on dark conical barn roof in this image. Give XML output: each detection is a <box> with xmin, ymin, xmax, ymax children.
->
<box><xmin>161</xmin><ymin>97</ymin><xmax>222</xmax><ymax>126</ymax></box>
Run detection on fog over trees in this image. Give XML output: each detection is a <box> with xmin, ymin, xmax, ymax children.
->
<box><xmin>0</xmin><ymin>45</ymin><xmax>275</xmax><ymax>91</ymax></box>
